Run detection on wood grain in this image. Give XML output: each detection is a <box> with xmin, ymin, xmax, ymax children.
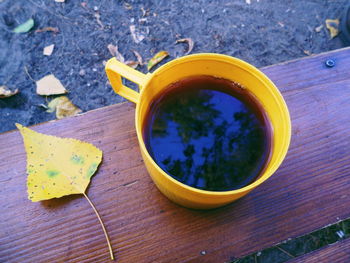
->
<box><xmin>0</xmin><ymin>47</ymin><xmax>350</xmax><ymax>263</ymax></box>
<box><xmin>288</xmin><ymin>238</ymin><xmax>350</xmax><ymax>263</ymax></box>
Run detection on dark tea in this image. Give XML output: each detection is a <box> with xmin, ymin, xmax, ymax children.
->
<box><xmin>143</xmin><ymin>75</ymin><xmax>272</xmax><ymax>191</ymax></box>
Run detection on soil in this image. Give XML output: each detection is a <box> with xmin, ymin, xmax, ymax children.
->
<box><xmin>0</xmin><ymin>0</ymin><xmax>347</xmax><ymax>133</ymax></box>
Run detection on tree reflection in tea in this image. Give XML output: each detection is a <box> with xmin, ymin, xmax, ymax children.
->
<box><xmin>143</xmin><ymin>75</ymin><xmax>272</xmax><ymax>191</ymax></box>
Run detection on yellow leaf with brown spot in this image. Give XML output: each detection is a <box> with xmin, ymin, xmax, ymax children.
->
<box><xmin>147</xmin><ymin>51</ymin><xmax>169</xmax><ymax>71</ymax></box>
<box><xmin>16</xmin><ymin>123</ymin><xmax>102</xmax><ymax>202</ymax></box>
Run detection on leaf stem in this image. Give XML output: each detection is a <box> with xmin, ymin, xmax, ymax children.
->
<box><xmin>83</xmin><ymin>192</ymin><xmax>114</xmax><ymax>260</ymax></box>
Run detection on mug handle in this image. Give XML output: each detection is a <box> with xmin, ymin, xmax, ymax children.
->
<box><xmin>105</xmin><ymin>58</ymin><xmax>148</xmax><ymax>104</ymax></box>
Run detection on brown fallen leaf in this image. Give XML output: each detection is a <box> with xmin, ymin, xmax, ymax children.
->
<box><xmin>36</xmin><ymin>74</ymin><xmax>67</xmax><ymax>96</ymax></box>
<box><xmin>0</xmin><ymin>86</ymin><xmax>19</xmax><ymax>98</ymax></box>
<box><xmin>107</xmin><ymin>44</ymin><xmax>125</xmax><ymax>62</ymax></box>
<box><xmin>47</xmin><ymin>96</ymin><xmax>82</xmax><ymax>119</ymax></box>
<box><xmin>141</xmin><ymin>7</ymin><xmax>150</xmax><ymax>17</ymax></box>
<box><xmin>133</xmin><ymin>50</ymin><xmax>143</xmax><ymax>65</ymax></box>
<box><xmin>94</xmin><ymin>12</ymin><xmax>104</xmax><ymax>29</ymax></box>
<box><xmin>124</xmin><ymin>2</ymin><xmax>132</xmax><ymax>10</ymax></box>
<box><xmin>125</xmin><ymin>61</ymin><xmax>139</xmax><ymax>69</ymax></box>
<box><xmin>147</xmin><ymin>51</ymin><xmax>169</xmax><ymax>71</ymax></box>
<box><xmin>43</xmin><ymin>44</ymin><xmax>55</xmax><ymax>56</ymax></box>
<box><xmin>303</xmin><ymin>50</ymin><xmax>312</xmax><ymax>56</ymax></box>
<box><xmin>35</xmin><ymin>27</ymin><xmax>59</xmax><ymax>33</ymax></box>
<box><xmin>176</xmin><ymin>38</ymin><xmax>194</xmax><ymax>55</ymax></box>
<box><xmin>325</xmin><ymin>19</ymin><xmax>339</xmax><ymax>39</ymax></box>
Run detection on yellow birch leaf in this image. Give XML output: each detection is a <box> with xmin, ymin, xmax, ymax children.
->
<box><xmin>325</xmin><ymin>19</ymin><xmax>339</xmax><ymax>39</ymax></box>
<box><xmin>147</xmin><ymin>51</ymin><xmax>169</xmax><ymax>71</ymax></box>
<box><xmin>16</xmin><ymin>123</ymin><xmax>114</xmax><ymax>259</ymax></box>
<box><xmin>16</xmin><ymin>123</ymin><xmax>102</xmax><ymax>201</ymax></box>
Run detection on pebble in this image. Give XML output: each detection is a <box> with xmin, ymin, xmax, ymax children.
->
<box><xmin>79</xmin><ymin>69</ymin><xmax>86</xmax><ymax>76</ymax></box>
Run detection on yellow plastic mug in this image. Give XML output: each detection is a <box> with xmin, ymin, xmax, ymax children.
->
<box><xmin>105</xmin><ymin>54</ymin><xmax>291</xmax><ymax>209</ymax></box>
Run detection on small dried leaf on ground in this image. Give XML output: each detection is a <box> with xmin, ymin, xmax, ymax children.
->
<box><xmin>35</xmin><ymin>27</ymin><xmax>59</xmax><ymax>33</ymax></box>
<box><xmin>147</xmin><ymin>51</ymin><xmax>169</xmax><ymax>71</ymax></box>
<box><xmin>125</xmin><ymin>61</ymin><xmax>139</xmax><ymax>69</ymax></box>
<box><xmin>13</xmin><ymin>18</ymin><xmax>34</xmax><ymax>33</ymax></box>
<box><xmin>175</xmin><ymin>38</ymin><xmax>194</xmax><ymax>55</ymax></box>
<box><xmin>130</xmin><ymin>25</ymin><xmax>145</xmax><ymax>43</ymax></box>
<box><xmin>141</xmin><ymin>7</ymin><xmax>150</xmax><ymax>17</ymax></box>
<box><xmin>0</xmin><ymin>86</ymin><xmax>19</xmax><ymax>98</ymax></box>
<box><xmin>124</xmin><ymin>2</ymin><xmax>132</xmax><ymax>10</ymax></box>
<box><xmin>36</xmin><ymin>74</ymin><xmax>67</xmax><ymax>96</ymax></box>
<box><xmin>325</xmin><ymin>19</ymin><xmax>339</xmax><ymax>39</ymax></box>
<box><xmin>133</xmin><ymin>50</ymin><xmax>143</xmax><ymax>65</ymax></box>
<box><xmin>94</xmin><ymin>12</ymin><xmax>104</xmax><ymax>28</ymax></box>
<box><xmin>43</xmin><ymin>44</ymin><xmax>55</xmax><ymax>56</ymax></box>
<box><xmin>47</xmin><ymin>96</ymin><xmax>82</xmax><ymax>119</ymax></box>
<box><xmin>107</xmin><ymin>44</ymin><xmax>125</xmax><ymax>62</ymax></box>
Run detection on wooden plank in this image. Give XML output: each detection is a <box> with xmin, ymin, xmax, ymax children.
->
<box><xmin>288</xmin><ymin>238</ymin><xmax>350</xmax><ymax>263</ymax></box>
<box><xmin>0</xmin><ymin>47</ymin><xmax>350</xmax><ymax>263</ymax></box>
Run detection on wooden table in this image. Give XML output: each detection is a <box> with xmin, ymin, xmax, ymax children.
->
<box><xmin>1</xmin><ymin>47</ymin><xmax>350</xmax><ymax>263</ymax></box>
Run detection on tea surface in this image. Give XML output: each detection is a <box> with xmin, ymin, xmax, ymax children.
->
<box><xmin>143</xmin><ymin>75</ymin><xmax>272</xmax><ymax>191</ymax></box>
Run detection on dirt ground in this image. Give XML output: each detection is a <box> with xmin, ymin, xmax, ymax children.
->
<box><xmin>0</xmin><ymin>0</ymin><xmax>348</xmax><ymax>262</ymax></box>
<box><xmin>0</xmin><ymin>0</ymin><xmax>347</xmax><ymax>133</ymax></box>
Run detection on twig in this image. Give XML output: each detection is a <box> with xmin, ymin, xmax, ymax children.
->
<box><xmin>24</xmin><ymin>66</ymin><xmax>35</xmax><ymax>82</ymax></box>
<box><xmin>83</xmin><ymin>192</ymin><xmax>114</xmax><ymax>260</ymax></box>
<box><xmin>276</xmin><ymin>245</ymin><xmax>295</xmax><ymax>258</ymax></box>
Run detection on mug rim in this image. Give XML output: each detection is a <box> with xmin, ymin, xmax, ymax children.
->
<box><xmin>135</xmin><ymin>53</ymin><xmax>291</xmax><ymax>196</ymax></box>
